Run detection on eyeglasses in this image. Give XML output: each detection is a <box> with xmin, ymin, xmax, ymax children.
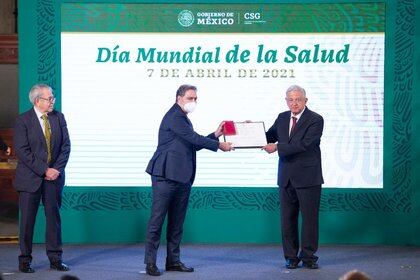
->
<box><xmin>39</xmin><ymin>97</ymin><xmax>56</xmax><ymax>103</ymax></box>
<box><xmin>285</xmin><ymin>98</ymin><xmax>305</xmax><ymax>104</ymax></box>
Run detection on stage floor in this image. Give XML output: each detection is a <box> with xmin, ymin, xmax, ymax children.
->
<box><xmin>0</xmin><ymin>244</ymin><xmax>419</xmax><ymax>280</ymax></box>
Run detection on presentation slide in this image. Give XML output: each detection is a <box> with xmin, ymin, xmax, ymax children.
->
<box><xmin>61</xmin><ymin>3</ymin><xmax>384</xmax><ymax>188</ymax></box>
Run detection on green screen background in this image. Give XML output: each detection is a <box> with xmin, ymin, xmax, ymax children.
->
<box><xmin>18</xmin><ymin>0</ymin><xmax>420</xmax><ymax>245</ymax></box>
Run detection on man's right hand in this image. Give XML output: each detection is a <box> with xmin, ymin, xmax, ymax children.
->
<box><xmin>219</xmin><ymin>142</ymin><xmax>234</xmax><ymax>152</ymax></box>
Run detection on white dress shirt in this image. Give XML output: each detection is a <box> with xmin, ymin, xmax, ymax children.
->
<box><xmin>34</xmin><ymin>106</ymin><xmax>50</xmax><ymax>135</ymax></box>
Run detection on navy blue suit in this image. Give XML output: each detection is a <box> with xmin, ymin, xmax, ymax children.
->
<box><xmin>144</xmin><ymin>103</ymin><xmax>219</xmax><ymax>264</ymax></box>
<box><xmin>14</xmin><ymin>108</ymin><xmax>70</xmax><ymax>265</ymax></box>
<box><xmin>266</xmin><ymin>107</ymin><xmax>323</xmax><ymax>263</ymax></box>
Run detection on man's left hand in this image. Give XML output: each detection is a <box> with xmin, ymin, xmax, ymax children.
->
<box><xmin>45</xmin><ymin>168</ymin><xmax>60</xmax><ymax>181</ymax></box>
<box><xmin>262</xmin><ymin>143</ymin><xmax>277</xmax><ymax>154</ymax></box>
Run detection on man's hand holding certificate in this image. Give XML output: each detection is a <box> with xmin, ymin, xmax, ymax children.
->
<box><xmin>215</xmin><ymin>121</ymin><xmax>235</xmax><ymax>151</ymax></box>
<box><xmin>222</xmin><ymin>121</ymin><xmax>267</xmax><ymax>149</ymax></box>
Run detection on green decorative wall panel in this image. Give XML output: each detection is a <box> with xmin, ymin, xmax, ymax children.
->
<box><xmin>61</xmin><ymin>3</ymin><xmax>385</xmax><ymax>33</ymax></box>
<box><xmin>18</xmin><ymin>0</ymin><xmax>420</xmax><ymax>245</ymax></box>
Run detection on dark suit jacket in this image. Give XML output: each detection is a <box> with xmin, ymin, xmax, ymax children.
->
<box><xmin>13</xmin><ymin>108</ymin><xmax>71</xmax><ymax>193</ymax></box>
<box><xmin>266</xmin><ymin>107</ymin><xmax>324</xmax><ymax>188</ymax></box>
<box><xmin>146</xmin><ymin>103</ymin><xmax>219</xmax><ymax>185</ymax></box>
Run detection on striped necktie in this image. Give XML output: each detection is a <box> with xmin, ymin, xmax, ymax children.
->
<box><xmin>41</xmin><ymin>114</ymin><xmax>52</xmax><ymax>163</ymax></box>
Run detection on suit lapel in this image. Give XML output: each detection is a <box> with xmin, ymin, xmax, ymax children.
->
<box><xmin>186</xmin><ymin>116</ymin><xmax>192</xmax><ymax>127</ymax></box>
<box><xmin>281</xmin><ymin>111</ymin><xmax>291</xmax><ymax>142</ymax></box>
<box><xmin>29</xmin><ymin>108</ymin><xmax>48</xmax><ymax>150</ymax></box>
<box><xmin>49</xmin><ymin>112</ymin><xmax>59</xmax><ymax>152</ymax></box>
<box><xmin>277</xmin><ymin>112</ymin><xmax>290</xmax><ymax>143</ymax></box>
<box><xmin>289</xmin><ymin>107</ymin><xmax>310</xmax><ymax>141</ymax></box>
<box><xmin>175</xmin><ymin>103</ymin><xmax>193</xmax><ymax>127</ymax></box>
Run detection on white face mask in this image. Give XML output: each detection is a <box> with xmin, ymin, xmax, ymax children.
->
<box><xmin>183</xmin><ymin>102</ymin><xmax>197</xmax><ymax>113</ymax></box>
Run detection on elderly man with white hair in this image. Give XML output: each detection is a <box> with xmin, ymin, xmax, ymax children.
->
<box><xmin>264</xmin><ymin>85</ymin><xmax>324</xmax><ymax>270</ymax></box>
<box><xmin>14</xmin><ymin>84</ymin><xmax>71</xmax><ymax>273</ymax></box>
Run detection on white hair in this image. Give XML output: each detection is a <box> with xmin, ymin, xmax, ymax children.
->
<box><xmin>286</xmin><ymin>85</ymin><xmax>306</xmax><ymax>97</ymax></box>
<box><xmin>29</xmin><ymin>84</ymin><xmax>53</xmax><ymax>104</ymax></box>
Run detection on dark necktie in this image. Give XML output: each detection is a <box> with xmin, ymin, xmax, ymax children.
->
<box><xmin>290</xmin><ymin>116</ymin><xmax>297</xmax><ymax>136</ymax></box>
<box><xmin>41</xmin><ymin>114</ymin><xmax>52</xmax><ymax>163</ymax></box>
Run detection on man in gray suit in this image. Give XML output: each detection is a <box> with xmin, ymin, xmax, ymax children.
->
<box><xmin>14</xmin><ymin>84</ymin><xmax>71</xmax><ymax>273</ymax></box>
<box><xmin>144</xmin><ymin>84</ymin><xmax>233</xmax><ymax>276</ymax></box>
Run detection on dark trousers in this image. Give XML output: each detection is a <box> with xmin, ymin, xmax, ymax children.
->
<box><xmin>18</xmin><ymin>180</ymin><xmax>63</xmax><ymax>265</ymax></box>
<box><xmin>280</xmin><ymin>183</ymin><xmax>321</xmax><ymax>263</ymax></box>
<box><xmin>144</xmin><ymin>176</ymin><xmax>191</xmax><ymax>264</ymax></box>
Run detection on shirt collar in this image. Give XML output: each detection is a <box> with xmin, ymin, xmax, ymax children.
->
<box><xmin>34</xmin><ymin>106</ymin><xmax>47</xmax><ymax>119</ymax></box>
<box><xmin>291</xmin><ymin>107</ymin><xmax>306</xmax><ymax>121</ymax></box>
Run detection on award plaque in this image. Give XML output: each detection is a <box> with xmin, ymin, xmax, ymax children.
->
<box><xmin>223</xmin><ymin>121</ymin><xmax>267</xmax><ymax>148</ymax></box>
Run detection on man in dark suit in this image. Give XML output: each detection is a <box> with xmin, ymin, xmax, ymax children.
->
<box><xmin>263</xmin><ymin>85</ymin><xmax>324</xmax><ymax>269</ymax></box>
<box><xmin>14</xmin><ymin>84</ymin><xmax>71</xmax><ymax>273</ymax></box>
<box><xmin>144</xmin><ymin>84</ymin><xmax>233</xmax><ymax>276</ymax></box>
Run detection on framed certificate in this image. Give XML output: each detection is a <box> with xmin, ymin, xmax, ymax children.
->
<box><xmin>223</xmin><ymin>121</ymin><xmax>267</xmax><ymax>148</ymax></box>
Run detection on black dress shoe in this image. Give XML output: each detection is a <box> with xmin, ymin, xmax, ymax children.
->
<box><xmin>285</xmin><ymin>259</ymin><xmax>300</xmax><ymax>269</ymax></box>
<box><xmin>165</xmin><ymin>261</ymin><xmax>194</xmax><ymax>272</ymax></box>
<box><xmin>146</xmin><ymin>263</ymin><xmax>162</xmax><ymax>276</ymax></box>
<box><xmin>303</xmin><ymin>261</ymin><xmax>319</xmax><ymax>269</ymax></box>
<box><xmin>19</xmin><ymin>263</ymin><xmax>35</xmax><ymax>273</ymax></box>
<box><xmin>50</xmin><ymin>261</ymin><xmax>70</xmax><ymax>271</ymax></box>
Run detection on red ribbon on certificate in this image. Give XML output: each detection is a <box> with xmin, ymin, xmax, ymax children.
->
<box><xmin>223</xmin><ymin>121</ymin><xmax>236</xmax><ymax>136</ymax></box>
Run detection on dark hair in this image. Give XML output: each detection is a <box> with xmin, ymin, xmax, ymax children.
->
<box><xmin>339</xmin><ymin>270</ymin><xmax>371</xmax><ymax>280</ymax></box>
<box><xmin>176</xmin><ymin>84</ymin><xmax>197</xmax><ymax>102</ymax></box>
<box><xmin>61</xmin><ymin>275</ymin><xmax>80</xmax><ymax>280</ymax></box>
